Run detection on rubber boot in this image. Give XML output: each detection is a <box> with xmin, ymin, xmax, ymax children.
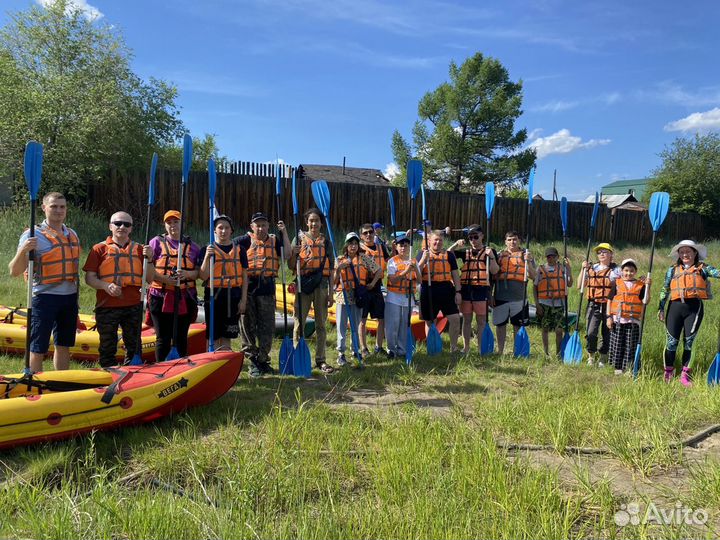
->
<box><xmin>680</xmin><ymin>366</ymin><xmax>692</xmax><ymax>388</ymax></box>
<box><xmin>664</xmin><ymin>366</ymin><xmax>675</xmax><ymax>382</ymax></box>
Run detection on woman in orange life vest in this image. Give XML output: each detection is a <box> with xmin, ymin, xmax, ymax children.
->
<box><xmin>577</xmin><ymin>242</ymin><xmax>621</xmax><ymax>366</ymax></box>
<box><xmin>333</xmin><ymin>232</ymin><xmax>381</xmax><ymax>366</ymax></box>
<box><xmin>384</xmin><ymin>233</ymin><xmax>421</xmax><ymax>358</ymax></box>
<box><xmin>606</xmin><ymin>259</ymin><xmax>650</xmax><ymax>374</ymax></box>
<box><xmin>533</xmin><ymin>246</ymin><xmax>572</xmax><ymax>357</ymax></box>
<box><xmin>147</xmin><ymin>210</ymin><xmax>202</xmax><ymax>362</ymax></box>
<box><xmin>658</xmin><ymin>240</ymin><xmax>720</xmax><ymax>387</ymax></box>
<box><xmin>447</xmin><ymin>225</ymin><xmax>499</xmax><ymax>355</ymax></box>
<box><xmin>9</xmin><ymin>192</ymin><xmax>80</xmax><ymax>371</ymax></box>
<box><xmin>288</xmin><ymin>207</ymin><xmax>335</xmax><ymax>374</ymax></box>
<box><xmin>358</xmin><ymin>222</ymin><xmax>392</xmax><ymax>356</ymax></box>
<box><xmin>198</xmin><ymin>215</ymin><xmax>248</xmax><ymax>353</ymax></box>
<box><xmin>83</xmin><ymin>211</ymin><xmax>155</xmax><ymax>367</ymax></box>
<box><xmin>417</xmin><ymin>229</ymin><xmax>462</xmax><ymax>352</ymax></box>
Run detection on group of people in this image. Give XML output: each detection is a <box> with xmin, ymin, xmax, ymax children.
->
<box><xmin>9</xmin><ymin>192</ymin><xmax>718</xmax><ymax>387</ymax></box>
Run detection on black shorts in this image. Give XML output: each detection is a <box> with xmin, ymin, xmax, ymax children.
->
<box><xmin>204</xmin><ymin>288</ymin><xmax>241</xmax><ymax>339</ymax></box>
<box><xmin>420</xmin><ymin>281</ymin><xmax>459</xmax><ymax>320</ymax></box>
<box><xmin>361</xmin><ymin>288</ymin><xmax>385</xmax><ymax>320</ymax></box>
<box><xmin>460</xmin><ymin>284</ymin><xmax>490</xmax><ymax>302</ymax></box>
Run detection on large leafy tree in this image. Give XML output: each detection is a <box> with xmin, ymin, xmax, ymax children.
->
<box><xmin>647</xmin><ymin>132</ymin><xmax>720</xmax><ymax>230</ymax></box>
<box><xmin>0</xmin><ymin>0</ymin><xmax>184</xmax><ymax>201</ymax></box>
<box><xmin>392</xmin><ymin>52</ymin><xmax>535</xmax><ymax>193</ymax></box>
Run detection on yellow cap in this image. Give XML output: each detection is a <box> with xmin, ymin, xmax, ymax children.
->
<box><xmin>593</xmin><ymin>242</ymin><xmax>613</xmax><ymax>253</ymax></box>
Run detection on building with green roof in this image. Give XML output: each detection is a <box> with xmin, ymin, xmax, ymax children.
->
<box><xmin>601</xmin><ymin>178</ymin><xmax>651</xmax><ymax>200</ymax></box>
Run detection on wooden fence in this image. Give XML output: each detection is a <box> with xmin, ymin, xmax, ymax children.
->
<box><xmin>85</xmin><ymin>165</ymin><xmax>705</xmax><ymax>244</ymax></box>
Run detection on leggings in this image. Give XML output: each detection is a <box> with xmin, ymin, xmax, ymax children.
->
<box><xmin>664</xmin><ymin>299</ymin><xmax>704</xmax><ymax>368</ymax></box>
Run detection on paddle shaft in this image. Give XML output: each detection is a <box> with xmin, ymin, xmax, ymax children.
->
<box><xmin>563</xmin><ymin>232</ymin><xmax>569</xmax><ymax>330</ymax></box>
<box><xmin>407</xmin><ymin>195</ymin><xmax>416</xmax><ymax>332</ymax></box>
<box><xmin>136</xmin><ymin>198</ymin><xmax>153</xmax><ymax>359</ymax></box>
<box><xmin>636</xmin><ymin>230</ymin><xmax>658</xmax><ymax>343</ymax></box>
<box><xmin>574</xmin><ymin>225</ymin><xmax>596</xmax><ymax>333</ymax></box>
<box><xmin>170</xmin><ymin>179</ymin><xmax>188</xmax><ymax>353</ymax></box>
<box><xmin>520</xmin><ymin>199</ymin><xmax>533</xmax><ymax>311</ymax></box>
<box><xmin>208</xmin><ymin>193</ymin><xmax>215</xmax><ymax>352</ymax></box>
<box><xmin>24</xmin><ymin>201</ymin><xmax>36</xmax><ymax>372</ymax></box>
<box><xmin>276</xmin><ymin>193</ymin><xmax>288</xmax><ymax>334</ymax></box>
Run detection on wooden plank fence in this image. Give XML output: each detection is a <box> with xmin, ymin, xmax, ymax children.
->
<box><xmin>85</xmin><ymin>164</ymin><xmax>705</xmax><ymax>244</ymax></box>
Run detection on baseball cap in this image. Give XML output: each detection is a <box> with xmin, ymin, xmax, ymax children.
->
<box><xmin>620</xmin><ymin>258</ymin><xmax>637</xmax><ymax>269</ymax></box>
<box><xmin>545</xmin><ymin>247</ymin><xmax>559</xmax><ymax>256</ymax></box>
<box><xmin>250</xmin><ymin>212</ymin><xmax>269</xmax><ymax>223</ymax></box>
<box><xmin>593</xmin><ymin>242</ymin><xmax>614</xmax><ymax>253</ymax></box>
<box><xmin>394</xmin><ymin>232</ymin><xmax>410</xmax><ymax>244</ymax></box>
<box><xmin>345</xmin><ymin>232</ymin><xmax>360</xmax><ymax>244</ymax></box>
<box><xmin>373</xmin><ymin>222</ymin><xmax>384</xmax><ymax>230</ymax></box>
<box><xmin>213</xmin><ymin>214</ymin><xmax>234</xmax><ymax>231</ymax></box>
<box><xmin>163</xmin><ymin>210</ymin><xmax>181</xmax><ymax>222</ymax></box>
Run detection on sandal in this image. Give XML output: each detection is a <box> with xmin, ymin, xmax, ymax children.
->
<box><xmin>317</xmin><ymin>362</ymin><xmax>335</xmax><ymax>374</ymax></box>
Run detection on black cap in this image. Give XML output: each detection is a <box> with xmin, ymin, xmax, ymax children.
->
<box><xmin>213</xmin><ymin>214</ymin><xmax>234</xmax><ymax>232</ymax></box>
<box><xmin>250</xmin><ymin>212</ymin><xmax>269</xmax><ymax>223</ymax></box>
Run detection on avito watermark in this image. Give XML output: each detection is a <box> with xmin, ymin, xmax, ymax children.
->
<box><xmin>614</xmin><ymin>502</ymin><xmax>708</xmax><ymax>527</ymax></box>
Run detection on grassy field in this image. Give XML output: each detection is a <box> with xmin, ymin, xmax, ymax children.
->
<box><xmin>2</xmin><ymin>206</ymin><xmax>720</xmax><ymax>539</ymax></box>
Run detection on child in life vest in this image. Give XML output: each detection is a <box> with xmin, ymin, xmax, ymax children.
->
<box><xmin>533</xmin><ymin>246</ymin><xmax>572</xmax><ymax>356</ymax></box>
<box><xmin>606</xmin><ymin>259</ymin><xmax>650</xmax><ymax>374</ymax></box>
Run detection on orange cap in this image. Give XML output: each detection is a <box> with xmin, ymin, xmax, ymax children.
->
<box><xmin>163</xmin><ymin>210</ymin><xmax>181</xmax><ymax>222</ymax></box>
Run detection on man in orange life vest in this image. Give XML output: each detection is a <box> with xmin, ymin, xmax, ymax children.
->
<box><xmin>236</xmin><ymin>212</ymin><xmax>292</xmax><ymax>377</ymax></box>
<box><xmin>9</xmin><ymin>192</ymin><xmax>80</xmax><ymax>371</ymax></box>
<box><xmin>358</xmin><ymin>222</ymin><xmax>391</xmax><ymax>356</ymax></box>
<box><xmin>82</xmin><ymin>211</ymin><xmax>155</xmax><ymax>367</ymax></box>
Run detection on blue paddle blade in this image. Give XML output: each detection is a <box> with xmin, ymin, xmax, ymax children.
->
<box><xmin>291</xmin><ymin>168</ymin><xmax>299</xmax><ymax>215</ymax></box>
<box><xmin>181</xmin><ymin>134</ymin><xmax>192</xmax><ymax>184</ymax></box>
<box><xmin>420</xmin><ymin>184</ymin><xmax>428</xmax><ymax>220</ymax></box>
<box><xmin>632</xmin><ymin>343</ymin><xmax>641</xmax><ymax>379</ymax></box>
<box><xmin>166</xmin><ymin>347</ymin><xmax>180</xmax><ymax>361</ymax></box>
<box><xmin>590</xmin><ymin>192</ymin><xmax>600</xmax><ymax>227</ymax></box>
<box><xmin>648</xmin><ymin>192</ymin><xmax>670</xmax><ymax>232</ymax></box>
<box><xmin>485</xmin><ymin>182</ymin><xmax>495</xmax><ymax>217</ymax></box>
<box><xmin>513</xmin><ymin>327</ymin><xmax>530</xmax><ymax>357</ymax></box>
<box><xmin>311</xmin><ymin>180</ymin><xmax>331</xmax><ymax>216</ymax></box>
<box><xmin>23</xmin><ymin>141</ymin><xmax>43</xmax><ymax>198</ymax></box>
<box><xmin>293</xmin><ymin>338</ymin><xmax>312</xmax><ymax>377</ymax></box>
<box><xmin>407</xmin><ymin>159</ymin><xmax>422</xmax><ymax>198</ymax></box>
<box><xmin>388</xmin><ymin>189</ymin><xmax>396</xmax><ymax>228</ymax></box>
<box><xmin>560</xmin><ymin>197</ymin><xmax>568</xmax><ymax>234</ymax></box>
<box><xmin>406</xmin><ymin>327</ymin><xmax>415</xmax><ymax>365</ymax></box>
<box><xmin>275</xmin><ymin>160</ymin><xmax>282</xmax><ymax>196</ymax></box>
<box><xmin>128</xmin><ymin>353</ymin><xmax>143</xmax><ymax>366</ymax></box>
<box><xmin>427</xmin><ymin>323</ymin><xmax>443</xmax><ymax>355</ymax></box>
<box><xmin>148</xmin><ymin>152</ymin><xmax>158</xmax><ymax>205</ymax></box>
<box><xmin>279</xmin><ymin>336</ymin><xmax>294</xmax><ymax>375</ymax></box>
<box><xmin>527</xmin><ymin>167</ymin><xmax>535</xmax><ymax>204</ymax></box>
<box><xmin>707</xmin><ymin>354</ymin><xmax>720</xmax><ymax>386</ymax></box>
<box><xmin>481</xmin><ymin>323</ymin><xmax>495</xmax><ymax>355</ymax></box>
<box><xmin>208</xmin><ymin>158</ymin><xmax>217</xmax><ymax>202</ymax></box>
<box><xmin>560</xmin><ymin>332</ymin><xmax>570</xmax><ymax>357</ymax></box>
<box><xmin>563</xmin><ymin>332</ymin><xmax>583</xmax><ymax>364</ymax></box>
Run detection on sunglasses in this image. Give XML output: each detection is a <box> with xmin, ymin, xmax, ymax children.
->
<box><xmin>112</xmin><ymin>221</ymin><xmax>133</xmax><ymax>228</ymax></box>
<box><xmin>468</xmin><ymin>235</ymin><xmax>480</xmax><ymax>240</ymax></box>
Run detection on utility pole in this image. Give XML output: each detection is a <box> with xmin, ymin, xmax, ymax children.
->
<box><xmin>552</xmin><ymin>169</ymin><xmax>558</xmax><ymax>201</ymax></box>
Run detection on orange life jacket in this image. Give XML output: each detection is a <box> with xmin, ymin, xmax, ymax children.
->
<box><xmin>387</xmin><ymin>256</ymin><xmax>418</xmax><ymax>294</ymax></box>
<box><xmin>96</xmin><ymin>237</ymin><xmax>143</xmax><ymax>287</ymax></box>
<box><xmin>34</xmin><ymin>225</ymin><xmax>81</xmax><ymax>285</ymax></box>
<box><xmin>585</xmin><ymin>266</ymin><xmax>613</xmax><ymax>303</ymax></box>
<box><xmin>150</xmin><ymin>236</ymin><xmax>197</xmax><ymax>290</ymax></box>
<box><xmin>362</xmin><ymin>243</ymin><xmax>387</xmax><ymax>273</ymax></box>
<box><xmin>497</xmin><ymin>250</ymin><xmax>525</xmax><ymax>282</ymax></box>
<box><xmin>246</xmin><ymin>233</ymin><xmax>279</xmax><ymax>278</ymax></box>
<box><xmin>670</xmin><ymin>264</ymin><xmax>710</xmax><ymax>301</ymax></box>
<box><xmin>298</xmin><ymin>234</ymin><xmax>330</xmax><ymax>277</ymax></box>
<box><xmin>211</xmin><ymin>243</ymin><xmax>244</xmax><ymax>289</ymax></box>
<box><xmin>536</xmin><ymin>265</ymin><xmax>566</xmax><ymax>300</ymax></box>
<box><xmin>421</xmin><ymin>251</ymin><xmax>453</xmax><ymax>283</ymax></box>
<box><xmin>335</xmin><ymin>255</ymin><xmax>369</xmax><ymax>292</ymax></box>
<box><xmin>460</xmin><ymin>249</ymin><xmax>489</xmax><ymax>286</ymax></box>
<box><xmin>610</xmin><ymin>279</ymin><xmax>644</xmax><ymax>319</ymax></box>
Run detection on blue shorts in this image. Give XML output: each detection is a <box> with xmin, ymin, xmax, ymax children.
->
<box><xmin>30</xmin><ymin>293</ymin><xmax>79</xmax><ymax>352</ymax></box>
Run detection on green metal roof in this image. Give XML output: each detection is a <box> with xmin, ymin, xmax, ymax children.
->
<box><xmin>601</xmin><ymin>177</ymin><xmax>651</xmax><ymax>198</ymax></box>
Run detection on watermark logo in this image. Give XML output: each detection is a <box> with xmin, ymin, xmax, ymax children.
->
<box><xmin>614</xmin><ymin>502</ymin><xmax>708</xmax><ymax>527</ymax></box>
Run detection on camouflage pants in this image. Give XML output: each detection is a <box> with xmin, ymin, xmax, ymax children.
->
<box><xmin>240</xmin><ymin>293</ymin><xmax>276</xmax><ymax>367</ymax></box>
<box><xmin>95</xmin><ymin>304</ymin><xmax>143</xmax><ymax>368</ymax></box>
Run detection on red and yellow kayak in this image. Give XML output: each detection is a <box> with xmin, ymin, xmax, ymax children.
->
<box><xmin>274</xmin><ymin>284</ymin><xmax>447</xmax><ymax>341</ymax></box>
<box><xmin>0</xmin><ymin>350</ymin><xmax>243</xmax><ymax>449</ymax></box>
<box><xmin>0</xmin><ymin>306</ymin><xmax>206</xmax><ymax>362</ymax></box>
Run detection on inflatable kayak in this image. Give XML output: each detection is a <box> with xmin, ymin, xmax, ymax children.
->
<box><xmin>274</xmin><ymin>284</ymin><xmax>447</xmax><ymax>341</ymax></box>
<box><xmin>0</xmin><ymin>306</ymin><xmax>206</xmax><ymax>362</ymax></box>
<box><xmin>0</xmin><ymin>350</ymin><xmax>243</xmax><ymax>450</ymax></box>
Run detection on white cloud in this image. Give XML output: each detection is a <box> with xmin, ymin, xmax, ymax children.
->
<box><xmin>531</xmin><ymin>100</ymin><xmax>579</xmax><ymax>113</ymax></box>
<box><xmin>664</xmin><ymin>107</ymin><xmax>720</xmax><ymax>133</ymax></box>
<box><xmin>639</xmin><ymin>82</ymin><xmax>720</xmax><ymax>107</ymax></box>
<box><xmin>384</xmin><ymin>162</ymin><xmax>401</xmax><ymax>180</ymax></box>
<box><xmin>528</xmin><ymin>128</ymin><xmax>611</xmax><ymax>159</ymax></box>
<box><xmin>36</xmin><ymin>0</ymin><xmax>103</xmax><ymax>20</ymax></box>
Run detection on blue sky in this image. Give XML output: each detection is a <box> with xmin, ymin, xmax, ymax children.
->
<box><xmin>3</xmin><ymin>0</ymin><xmax>720</xmax><ymax>200</ymax></box>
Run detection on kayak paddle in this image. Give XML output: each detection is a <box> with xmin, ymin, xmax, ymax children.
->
<box><xmin>559</xmin><ymin>196</ymin><xmax>570</xmax><ymax>357</ymax></box>
<box><xmin>563</xmin><ymin>192</ymin><xmax>600</xmax><ymax>365</ymax></box>
<box><xmin>632</xmin><ymin>191</ymin><xmax>670</xmax><ymax>379</ymax></box>
<box><xmin>22</xmin><ymin>141</ymin><xmax>43</xmax><ymax>376</ymax></box>
<box><xmin>421</xmin><ymin>182</ymin><xmax>443</xmax><ymax>356</ymax></box>
<box><xmin>129</xmin><ymin>152</ymin><xmax>157</xmax><ymax>366</ymax></box>
<box><xmin>405</xmin><ymin>160</ymin><xmax>422</xmax><ymax>364</ymax></box>
<box><xmin>207</xmin><ymin>158</ymin><xmax>217</xmax><ymax>353</ymax></box>
<box><xmin>707</xmin><ymin>318</ymin><xmax>720</xmax><ymax>386</ymax></box>
<box><xmin>513</xmin><ymin>167</ymin><xmax>534</xmax><ymax>358</ymax></box>
<box><xmin>290</xmin><ymin>168</ymin><xmax>310</xmax><ymax>377</ymax></box>
<box><xmin>481</xmin><ymin>181</ymin><xmax>495</xmax><ymax>355</ymax></box>
<box><xmin>276</xmin><ymin>162</ymin><xmax>293</xmax><ymax>374</ymax></box>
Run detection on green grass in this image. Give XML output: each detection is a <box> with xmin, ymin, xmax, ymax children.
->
<box><xmin>2</xmin><ymin>206</ymin><xmax>720</xmax><ymax>538</ymax></box>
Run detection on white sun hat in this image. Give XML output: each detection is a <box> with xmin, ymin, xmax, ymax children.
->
<box><xmin>669</xmin><ymin>239</ymin><xmax>707</xmax><ymax>261</ymax></box>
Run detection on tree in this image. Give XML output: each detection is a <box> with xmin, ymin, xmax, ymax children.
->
<box><xmin>0</xmin><ymin>0</ymin><xmax>184</xmax><ymax>201</ymax></box>
<box><xmin>647</xmin><ymin>133</ymin><xmax>720</xmax><ymax>229</ymax></box>
<box><xmin>391</xmin><ymin>52</ymin><xmax>535</xmax><ymax>193</ymax></box>
<box><xmin>157</xmin><ymin>133</ymin><xmax>228</xmax><ymax>172</ymax></box>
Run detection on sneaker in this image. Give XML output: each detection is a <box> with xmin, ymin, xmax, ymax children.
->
<box><xmin>337</xmin><ymin>354</ymin><xmax>348</xmax><ymax>367</ymax></box>
<box><xmin>680</xmin><ymin>367</ymin><xmax>692</xmax><ymax>388</ymax></box>
<box><xmin>248</xmin><ymin>364</ymin><xmax>262</xmax><ymax>378</ymax></box>
<box><xmin>586</xmin><ymin>355</ymin><xmax>595</xmax><ymax>366</ymax></box>
<box><xmin>664</xmin><ymin>367</ymin><xmax>675</xmax><ymax>382</ymax></box>
<box><xmin>598</xmin><ymin>354</ymin><xmax>608</xmax><ymax>368</ymax></box>
<box><xmin>374</xmin><ymin>346</ymin><xmax>389</xmax><ymax>357</ymax></box>
<box><xmin>614</xmin><ymin>369</ymin><xmax>623</xmax><ymax>375</ymax></box>
<box><xmin>387</xmin><ymin>351</ymin><xmax>396</xmax><ymax>359</ymax></box>
<box><xmin>258</xmin><ymin>362</ymin><xmax>276</xmax><ymax>375</ymax></box>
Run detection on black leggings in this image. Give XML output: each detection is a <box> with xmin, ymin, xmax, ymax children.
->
<box><xmin>149</xmin><ymin>294</ymin><xmax>195</xmax><ymax>362</ymax></box>
<box><xmin>664</xmin><ymin>299</ymin><xmax>704</xmax><ymax>368</ymax></box>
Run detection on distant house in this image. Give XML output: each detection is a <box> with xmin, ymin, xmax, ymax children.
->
<box><xmin>601</xmin><ymin>178</ymin><xmax>652</xmax><ymax>201</ymax></box>
<box><xmin>583</xmin><ymin>193</ymin><xmax>645</xmax><ymax>211</ymax></box>
<box><xmin>297</xmin><ymin>164</ymin><xmax>390</xmax><ymax>187</ymax></box>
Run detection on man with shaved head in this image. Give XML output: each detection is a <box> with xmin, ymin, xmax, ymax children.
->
<box><xmin>83</xmin><ymin>211</ymin><xmax>154</xmax><ymax>367</ymax></box>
